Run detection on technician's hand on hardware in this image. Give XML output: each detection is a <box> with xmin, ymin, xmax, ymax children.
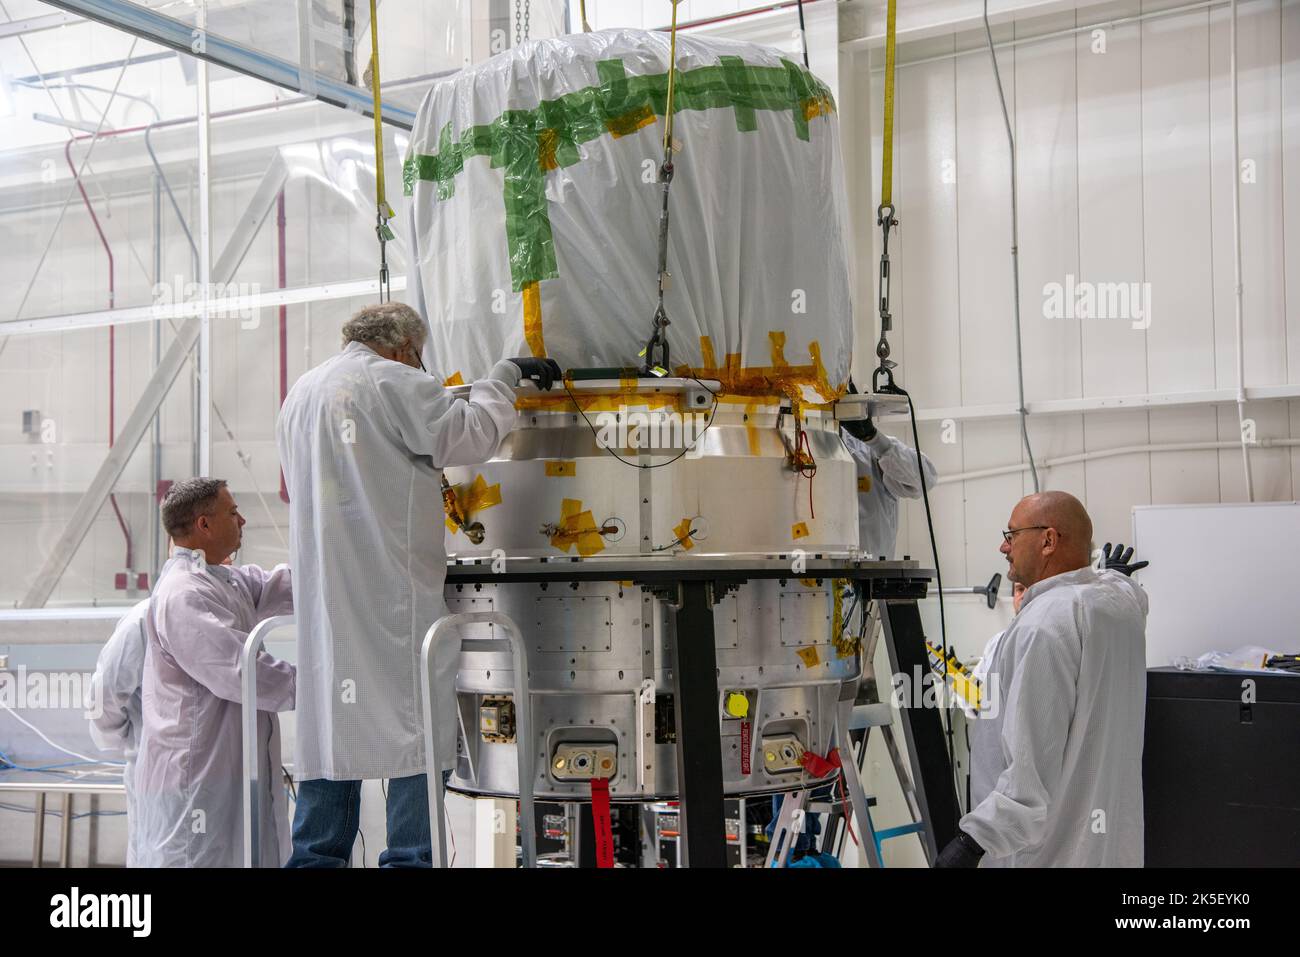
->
<box><xmin>1102</xmin><ymin>542</ymin><xmax>1149</xmax><ymax>576</ymax></box>
<box><xmin>507</xmin><ymin>357</ymin><xmax>563</xmax><ymax>391</ymax></box>
<box><xmin>841</xmin><ymin>377</ymin><xmax>879</xmax><ymax>441</ymax></box>
<box><xmin>934</xmin><ymin>830</ymin><xmax>985</xmax><ymax>868</ymax></box>
<box><xmin>842</xmin><ymin>412</ymin><xmax>877</xmax><ymax>442</ymax></box>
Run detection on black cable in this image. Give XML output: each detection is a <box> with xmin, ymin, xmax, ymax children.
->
<box><xmin>796</xmin><ymin>0</ymin><xmax>810</xmax><ymax>67</ymax></box>
<box><xmin>653</xmin><ymin>527</ymin><xmax>697</xmax><ymax>552</ymax></box>
<box><xmin>282</xmin><ymin>766</ymin><xmax>297</xmax><ymax>801</ymax></box>
<box><xmin>357</xmin><ymin>827</ymin><xmax>367</xmax><ymax>868</ymax></box>
<box><xmin>963</xmin><ymin>718</ymin><xmax>972</xmax><ymax>813</ymax></box>
<box><xmin>875</xmin><ymin>382</ymin><xmax>958</xmax><ymax>793</ymax></box>
<box><xmin>562</xmin><ymin>375</ymin><xmax>719</xmax><ymax>470</ymax></box>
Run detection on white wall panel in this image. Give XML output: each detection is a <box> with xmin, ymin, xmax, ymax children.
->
<box><xmin>1148</xmin><ymin>405</ymin><xmax>1221</xmax><ymax>502</ymax></box>
<box><xmin>1014</xmin><ymin>16</ymin><xmax>1084</xmax><ymax>403</ymax></box>
<box><xmin>1291</xmin><ymin>400</ymin><xmax>1300</xmax><ymax>489</ymax></box>
<box><xmin>950</xmin><ymin>417</ymin><xmax>1025</xmax><ymax>580</ymax></box>
<box><xmin>895</xmin><ymin>417</ymin><xmax>967</xmax><ymax>581</ymax></box>
<box><xmin>892</xmin><ymin>54</ymin><xmax>962</xmax><ymax>405</ymax></box>
<box><xmin>953</xmin><ymin>33</ymin><xmax>1019</xmax><ymax>408</ymax></box>
<box><xmin>1081</xmin><ymin>409</ymin><xmax>1152</xmax><ymax>541</ymax></box>
<box><xmin>1076</xmin><ymin>5</ymin><xmax>1148</xmax><ymax>397</ymax></box>
<box><xmin>1208</xmin><ymin>0</ymin><xmax>1288</xmax><ymax>389</ymax></box>
<box><xmin>1216</xmin><ymin>399</ymin><xmax>1294</xmax><ymax>499</ymax></box>
<box><xmin>1286</xmin><ymin>0</ymin><xmax>1300</xmax><ymax>380</ymax></box>
<box><xmin>1026</xmin><ymin>411</ymin><xmax>1087</xmax><ymax>501</ymax></box>
<box><xmin>1142</xmin><ymin>8</ymin><xmax>1217</xmax><ymax>394</ymax></box>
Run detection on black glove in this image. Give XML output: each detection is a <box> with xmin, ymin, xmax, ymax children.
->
<box><xmin>842</xmin><ymin>415</ymin><xmax>877</xmax><ymax>442</ymax></box>
<box><xmin>934</xmin><ymin>830</ymin><xmax>985</xmax><ymax>868</ymax></box>
<box><xmin>508</xmin><ymin>357</ymin><xmax>562</xmax><ymax>392</ymax></box>
<box><xmin>1102</xmin><ymin>542</ymin><xmax>1149</xmax><ymax>576</ymax></box>
<box><xmin>841</xmin><ymin>378</ymin><xmax>877</xmax><ymax>441</ymax></box>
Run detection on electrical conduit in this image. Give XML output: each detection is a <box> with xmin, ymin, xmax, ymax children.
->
<box><xmin>65</xmin><ymin>138</ymin><xmax>133</xmax><ymax>575</ymax></box>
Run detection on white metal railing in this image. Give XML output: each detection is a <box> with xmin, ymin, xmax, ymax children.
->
<box><xmin>420</xmin><ymin>611</ymin><xmax>537</xmax><ymax>869</ymax></box>
<box><xmin>240</xmin><ymin>614</ymin><xmax>294</xmax><ymax>869</ymax></box>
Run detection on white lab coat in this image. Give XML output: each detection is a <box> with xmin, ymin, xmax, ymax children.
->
<box><xmin>970</xmin><ymin>630</ymin><xmax>1005</xmax><ymax>689</ymax></box>
<box><xmin>276</xmin><ymin>341</ymin><xmax>517</xmax><ymax>781</ymax></box>
<box><xmin>842</xmin><ymin>430</ymin><xmax>937</xmax><ymax>559</ymax></box>
<box><xmin>88</xmin><ymin>599</ymin><xmax>150</xmax><ymax>867</ymax></box>
<box><xmin>134</xmin><ymin>549</ymin><xmax>296</xmax><ymax>868</ymax></box>
<box><xmin>961</xmin><ymin>566</ymin><xmax>1148</xmax><ymax>867</ymax></box>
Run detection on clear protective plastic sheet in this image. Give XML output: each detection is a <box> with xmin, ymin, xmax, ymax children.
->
<box><xmin>403</xmin><ymin>28</ymin><xmax>854</xmax><ymax>402</ymax></box>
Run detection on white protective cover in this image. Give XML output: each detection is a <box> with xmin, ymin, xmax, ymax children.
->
<box><xmin>404</xmin><ymin>28</ymin><xmax>853</xmax><ymax>400</ymax></box>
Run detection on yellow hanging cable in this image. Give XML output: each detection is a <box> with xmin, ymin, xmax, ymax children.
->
<box><xmin>879</xmin><ymin>0</ymin><xmax>897</xmax><ymax>211</ymax></box>
<box><xmin>873</xmin><ymin>0</ymin><xmax>899</xmax><ymax>390</ymax></box>
<box><xmin>368</xmin><ymin>0</ymin><xmax>395</xmax><ymax>301</ymax></box>
<box><xmin>662</xmin><ymin>0</ymin><xmax>680</xmax><ymax>157</ymax></box>
<box><xmin>579</xmin><ymin>0</ymin><xmax>592</xmax><ymax>32</ymax></box>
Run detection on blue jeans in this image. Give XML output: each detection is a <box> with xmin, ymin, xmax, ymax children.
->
<box><xmin>285</xmin><ymin>773</ymin><xmax>431</xmax><ymax>868</ymax></box>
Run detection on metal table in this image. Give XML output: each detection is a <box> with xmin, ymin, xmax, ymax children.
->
<box><xmin>443</xmin><ymin>554</ymin><xmax>960</xmax><ymax>868</ymax></box>
<box><xmin>0</xmin><ymin>772</ymin><xmax>125</xmax><ymax>867</ymax></box>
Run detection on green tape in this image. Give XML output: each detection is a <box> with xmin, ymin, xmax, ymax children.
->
<box><xmin>718</xmin><ymin>56</ymin><xmax>757</xmax><ymax>133</ymax></box>
<box><xmin>404</xmin><ymin>57</ymin><xmax>834</xmax><ymax>291</ymax></box>
<box><xmin>596</xmin><ymin>58</ymin><xmax>627</xmax><ymax>87</ymax></box>
<box><xmin>782</xmin><ymin>58</ymin><xmax>816</xmax><ymax>142</ymax></box>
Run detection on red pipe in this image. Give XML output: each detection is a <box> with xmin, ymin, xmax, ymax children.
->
<box><xmin>65</xmin><ymin>138</ymin><xmax>133</xmax><ymax>572</ymax></box>
<box><xmin>659</xmin><ymin>0</ymin><xmax>827</xmax><ymax>32</ymax></box>
<box><xmin>277</xmin><ymin>189</ymin><xmax>290</xmax><ymax>504</ymax></box>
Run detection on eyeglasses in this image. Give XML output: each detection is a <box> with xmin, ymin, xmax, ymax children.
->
<box><xmin>404</xmin><ymin>343</ymin><xmax>426</xmax><ymax>372</ymax></box>
<box><xmin>1002</xmin><ymin>525</ymin><xmax>1049</xmax><ymax>544</ymax></box>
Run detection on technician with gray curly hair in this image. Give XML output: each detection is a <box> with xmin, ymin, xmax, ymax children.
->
<box><xmin>277</xmin><ymin>301</ymin><xmax>558</xmax><ymax>867</ymax></box>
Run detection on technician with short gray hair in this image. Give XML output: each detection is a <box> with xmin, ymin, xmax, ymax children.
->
<box><xmin>278</xmin><ymin>301</ymin><xmax>559</xmax><ymax>867</ymax></box>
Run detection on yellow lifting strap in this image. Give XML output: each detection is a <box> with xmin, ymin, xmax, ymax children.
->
<box><xmin>873</xmin><ymin>0</ymin><xmax>900</xmax><ymax>390</ymax></box>
<box><xmin>368</xmin><ymin>0</ymin><xmax>395</xmax><ymax>301</ymax></box>
<box><xmin>662</xmin><ymin>0</ymin><xmax>681</xmax><ymax>156</ymax></box>
<box><xmin>879</xmin><ymin>0</ymin><xmax>898</xmax><ymax>210</ymax></box>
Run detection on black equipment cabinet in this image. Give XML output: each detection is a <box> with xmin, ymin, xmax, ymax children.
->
<box><xmin>1144</xmin><ymin>667</ymin><xmax>1300</xmax><ymax>866</ymax></box>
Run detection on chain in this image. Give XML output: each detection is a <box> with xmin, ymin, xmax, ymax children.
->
<box><xmin>514</xmin><ymin>0</ymin><xmax>530</xmax><ymax>44</ymax></box>
<box><xmin>873</xmin><ymin>204</ymin><xmax>898</xmax><ymax>392</ymax></box>
<box><xmin>641</xmin><ymin>0</ymin><xmax>681</xmax><ymax>376</ymax></box>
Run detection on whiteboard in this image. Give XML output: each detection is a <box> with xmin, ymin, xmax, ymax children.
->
<box><xmin>1132</xmin><ymin>502</ymin><xmax>1300</xmax><ymax>667</ymax></box>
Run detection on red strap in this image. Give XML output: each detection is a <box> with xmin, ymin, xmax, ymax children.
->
<box><xmin>800</xmin><ymin>748</ymin><xmax>838</xmax><ymax>778</ymax></box>
<box><xmin>740</xmin><ymin>720</ymin><xmax>752</xmax><ymax>775</ymax></box>
<box><xmin>591</xmin><ymin>777</ymin><xmax>615</xmax><ymax>868</ymax></box>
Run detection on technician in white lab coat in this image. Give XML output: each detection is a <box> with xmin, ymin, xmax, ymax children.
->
<box><xmin>134</xmin><ymin>478</ymin><xmax>297</xmax><ymax>867</ymax></box>
<box><xmin>840</xmin><ymin>402</ymin><xmax>936</xmax><ymax>559</ymax></box>
<box><xmin>937</xmin><ymin>491</ymin><xmax>1148</xmax><ymax>868</ymax></box>
<box><xmin>277</xmin><ymin>302</ymin><xmax>557</xmax><ymax>868</ymax></box>
<box><xmin>969</xmin><ymin>546</ymin><xmax>1146</xmax><ymax>698</ymax></box>
<box><xmin>88</xmin><ymin>598</ymin><xmax>151</xmax><ymax>866</ymax></box>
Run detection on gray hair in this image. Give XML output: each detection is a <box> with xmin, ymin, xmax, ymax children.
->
<box><xmin>161</xmin><ymin>477</ymin><xmax>227</xmax><ymax>538</ymax></box>
<box><xmin>341</xmin><ymin>302</ymin><xmax>427</xmax><ymax>351</ymax></box>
